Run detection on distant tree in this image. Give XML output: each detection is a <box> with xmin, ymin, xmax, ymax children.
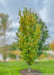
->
<box><xmin>33</xmin><ymin>13</ymin><xmax>48</xmax><ymax>57</ymax></box>
<box><xmin>0</xmin><ymin>13</ymin><xmax>12</xmax><ymax>62</ymax></box>
<box><xmin>10</xmin><ymin>42</ymin><xmax>18</xmax><ymax>50</ymax></box>
<box><xmin>49</xmin><ymin>41</ymin><xmax>54</xmax><ymax>51</ymax></box>
<box><xmin>16</xmin><ymin>8</ymin><xmax>41</xmax><ymax>72</ymax></box>
<box><xmin>9</xmin><ymin>42</ymin><xmax>18</xmax><ymax>59</ymax></box>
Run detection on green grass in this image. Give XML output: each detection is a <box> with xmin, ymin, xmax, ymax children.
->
<box><xmin>0</xmin><ymin>61</ymin><xmax>54</xmax><ymax>75</ymax></box>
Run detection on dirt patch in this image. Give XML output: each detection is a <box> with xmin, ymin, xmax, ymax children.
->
<box><xmin>20</xmin><ymin>69</ymin><xmax>41</xmax><ymax>75</ymax></box>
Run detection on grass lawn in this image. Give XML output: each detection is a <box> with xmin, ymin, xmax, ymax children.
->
<box><xmin>0</xmin><ymin>61</ymin><xmax>54</xmax><ymax>75</ymax></box>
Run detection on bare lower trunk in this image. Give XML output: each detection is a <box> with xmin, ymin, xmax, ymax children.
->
<box><xmin>28</xmin><ymin>64</ymin><xmax>30</xmax><ymax>72</ymax></box>
<box><xmin>16</xmin><ymin>55</ymin><xmax>19</xmax><ymax>61</ymax></box>
<box><xmin>4</xmin><ymin>59</ymin><xmax>6</xmax><ymax>62</ymax></box>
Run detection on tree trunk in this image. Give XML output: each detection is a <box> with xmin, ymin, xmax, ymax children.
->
<box><xmin>16</xmin><ymin>55</ymin><xmax>19</xmax><ymax>61</ymax></box>
<box><xmin>28</xmin><ymin>64</ymin><xmax>30</xmax><ymax>72</ymax></box>
<box><xmin>4</xmin><ymin>59</ymin><xmax>6</xmax><ymax>62</ymax></box>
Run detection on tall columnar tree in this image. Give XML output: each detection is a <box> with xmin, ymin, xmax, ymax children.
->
<box><xmin>17</xmin><ymin>8</ymin><xmax>48</xmax><ymax>58</ymax></box>
<box><xmin>16</xmin><ymin>8</ymin><xmax>41</xmax><ymax>72</ymax></box>
<box><xmin>0</xmin><ymin>13</ymin><xmax>12</xmax><ymax>62</ymax></box>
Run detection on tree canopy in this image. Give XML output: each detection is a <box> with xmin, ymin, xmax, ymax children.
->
<box><xmin>16</xmin><ymin>8</ymin><xmax>42</xmax><ymax>72</ymax></box>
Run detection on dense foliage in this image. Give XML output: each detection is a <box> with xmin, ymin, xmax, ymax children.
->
<box><xmin>17</xmin><ymin>8</ymin><xmax>48</xmax><ymax>58</ymax></box>
<box><xmin>16</xmin><ymin>8</ymin><xmax>41</xmax><ymax>68</ymax></box>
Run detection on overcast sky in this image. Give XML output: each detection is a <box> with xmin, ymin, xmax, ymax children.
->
<box><xmin>0</xmin><ymin>0</ymin><xmax>54</xmax><ymax>44</ymax></box>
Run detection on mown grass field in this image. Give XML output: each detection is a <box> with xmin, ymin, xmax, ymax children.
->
<box><xmin>0</xmin><ymin>61</ymin><xmax>54</xmax><ymax>75</ymax></box>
